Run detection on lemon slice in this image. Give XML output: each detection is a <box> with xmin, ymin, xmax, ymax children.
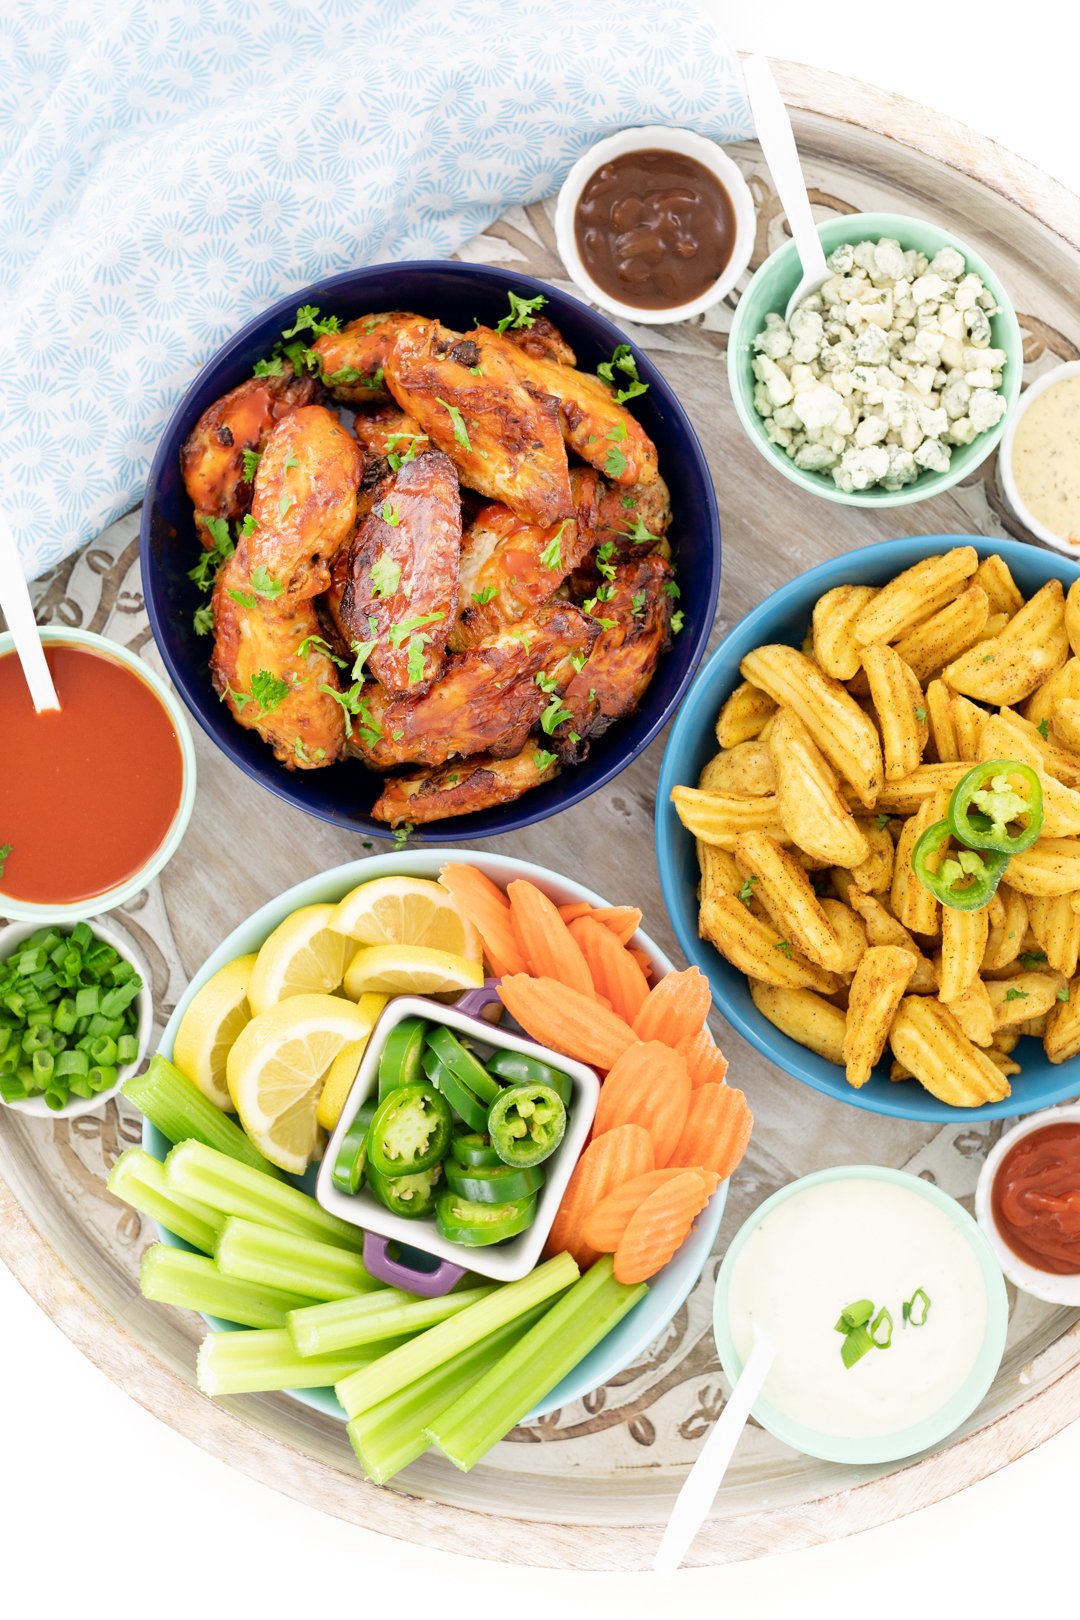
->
<box><xmin>329</xmin><ymin>876</ymin><xmax>481</xmax><ymax>960</ymax></box>
<box><xmin>171</xmin><ymin>953</ymin><xmax>258</xmax><ymax>1111</ymax></box>
<box><xmin>315</xmin><ymin>992</ymin><xmax>389</xmax><ymax>1131</ymax></box>
<box><xmin>226</xmin><ymin>993</ymin><xmax>376</xmax><ymax>1173</ymax></box>
<box><xmin>247</xmin><ymin>903</ymin><xmax>353</xmax><ymax>1015</ymax></box>
<box><xmin>343</xmin><ymin>943</ymin><xmax>485</xmax><ymax>1000</ymax></box>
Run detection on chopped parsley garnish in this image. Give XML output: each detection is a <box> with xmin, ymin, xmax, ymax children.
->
<box><xmin>222</xmin><ymin>682</ymin><xmax>250</xmax><ymax>712</ymax></box>
<box><xmin>252</xmin><ymin>356</ymin><xmax>284</xmax><ymax>377</ymax></box>
<box><xmin>469</xmin><ymin>365</ymin><xmax>483</xmax><ymax>376</ymax></box>
<box><xmin>392</xmin><ymin>822</ymin><xmax>414</xmax><ymax>849</ymax></box>
<box><xmin>296</xmin><ymin>633</ymin><xmax>346</xmax><ymax>667</ymax></box>
<box><xmin>1003</xmin><ymin>987</ymin><xmax>1029</xmax><ymax>1002</ymax></box>
<box><xmin>494</xmin><ymin>290</ymin><xmax>547</xmax><ymax>333</ymax></box>
<box><xmin>193</xmin><ymin>602</ymin><xmax>214</xmax><ymax>636</ymax></box>
<box><xmin>349</xmin><ymin>639</ymin><xmax>376</xmax><ymax>679</ymax></box>
<box><xmin>280</xmin><ymin>305</ymin><xmax>342</xmax><ymax>341</ymax></box>
<box><xmin>914</xmin><ymin>705</ymin><xmax>927</xmax><ymax>723</ymax></box>
<box><xmin>774</xmin><ymin>939</ymin><xmax>793</xmax><ymax>958</ymax></box>
<box><xmin>388</xmin><ymin>611</ymin><xmax>445</xmax><ymax>648</ymax></box>
<box><xmin>510</xmin><ymin>628</ymin><xmax>534</xmax><ymax>652</ymax></box>
<box><xmin>0</xmin><ymin>844</ymin><xmax>11</xmax><ymax>877</ymax></box>
<box><xmin>670</xmin><ymin>609</ymin><xmax>685</xmax><ymax>634</ymax></box>
<box><xmin>240</xmin><ymin>513</ymin><xmax>260</xmax><ymax>539</ymax></box>
<box><xmin>249</xmin><ymin>670</ymin><xmax>290</xmax><ymax>714</ymax></box>
<box><xmin>385</xmin><ymin>432</ymin><xmax>429</xmax><ymax>472</ymax></box>
<box><xmin>1037</xmin><ymin>718</ymin><xmax>1051</xmax><ymax>740</ymax></box>
<box><xmin>737</xmin><ymin>875</ymin><xmax>758</xmax><ymax>906</ymax></box>
<box><xmin>370</xmin><ymin>553</ymin><xmax>402</xmax><ymax>598</ymax></box>
<box><xmin>596</xmin><ymin>540</ymin><xmax>617</xmax><ymax>581</ymax></box>
<box><xmin>278</xmin><ymin>492</ymin><xmax>296</xmax><ymax>519</ymax></box>
<box><xmin>381</xmin><ymin>501</ymin><xmax>401</xmax><ymax>527</ymax></box>
<box><xmin>540</xmin><ymin>694</ymin><xmax>573</xmax><ymax>734</ymax></box>
<box><xmin>631</xmin><ymin>592</ymin><xmax>646</xmax><ymax>617</ymax></box>
<box><xmin>250</xmin><ymin>566</ymin><xmax>283</xmax><ymax>599</ymax></box>
<box><xmin>406</xmin><ymin>636</ymin><xmax>429</xmax><ymax>685</ymax></box>
<box><xmin>435</xmin><ymin>396</ymin><xmax>472</xmax><ymax>451</ymax></box>
<box><xmin>319</xmin><ymin>682</ymin><xmax>383</xmax><ymax>745</ymax></box>
<box><xmin>623</xmin><ymin>513</ymin><xmax>658</xmax><ymax>544</ymax></box>
<box><xmin>535</xmin><ymin>672</ymin><xmax>558</xmax><ymax>693</ymax></box>
<box><xmin>294</xmin><ymin>737</ymin><xmax>312</xmax><ymax>763</ymax></box>
<box><xmin>1019</xmin><ymin>950</ymin><xmax>1048</xmax><ymax>969</ymax></box>
<box><xmin>874</xmin><ymin>813</ymin><xmax>891</xmax><ymax>830</ymax></box>
<box><xmin>282</xmin><ymin>452</ymin><xmax>299</xmax><ymax>471</ymax></box>
<box><xmin>604</xmin><ymin>445</ymin><xmax>628</xmax><ymax>479</ymax></box>
<box><xmin>570</xmin><ymin>651</ymin><xmax>589</xmax><ymax>673</ymax></box>
<box><xmin>540</xmin><ymin>519</ymin><xmax>570</xmax><ymax>571</ymax></box>
<box><xmin>533</xmin><ymin>749</ymin><xmax>557</xmax><ymax>773</ymax></box>
<box><xmin>471</xmin><ymin>585</ymin><xmax>499</xmax><ymax>605</ymax></box>
<box><xmin>607</xmin><ymin>421</ymin><xmax>627</xmax><ymax>443</ymax></box>
<box><xmin>241</xmin><ymin>448</ymin><xmax>262</xmax><ymax>482</ymax></box>
<box><xmin>621</xmin><ymin>494</ymin><xmax>635</xmax><ymax>509</ymax></box>
<box><xmin>1058</xmin><ymin>986</ymin><xmax>1071</xmax><ymax>1002</ymax></box>
<box><xmin>189</xmin><ymin>516</ymin><xmax>235</xmax><ymax>590</ymax></box>
<box><xmin>596</xmin><ymin>342</ymin><xmax>649</xmax><ymax>404</ymax></box>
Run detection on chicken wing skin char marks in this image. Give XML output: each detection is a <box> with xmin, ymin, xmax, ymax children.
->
<box><xmin>502</xmin><ymin>316</ymin><xmax>577</xmax><ymax>366</ymax></box>
<box><xmin>247</xmin><ymin>405</ymin><xmax>363</xmax><ymax>602</ymax></box>
<box><xmin>372</xmin><ymin>744</ymin><xmax>559</xmax><ymax>827</ymax></box>
<box><xmin>311</xmin><ymin>312</ymin><xmax>424</xmax><ymax>404</ymax></box>
<box><xmin>576</xmin><ymin>468</ymin><xmax>672</xmax><ymax>560</ymax></box>
<box><xmin>181</xmin><ymin>369</ymin><xmax>318</xmax><ymax>531</ymax></box>
<box><xmin>353</xmin><ymin>603</ymin><xmax>599</xmax><ymax>771</ymax></box>
<box><xmin>350</xmin><ymin>403</ymin><xmax>427</xmax><ymax>463</ymax></box>
<box><xmin>210</xmin><ymin>545</ymin><xmax>346</xmax><ymax>769</ymax></box>
<box><xmin>383</xmin><ymin>320</ymin><xmax>575</xmax><ymax>528</ymax></box>
<box><xmin>339</xmin><ymin>448</ymin><xmax>461</xmax><ymax>696</ymax></box>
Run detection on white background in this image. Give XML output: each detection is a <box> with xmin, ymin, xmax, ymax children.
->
<box><xmin>4</xmin><ymin>4</ymin><xmax>1078</xmax><ymax>1617</ymax></box>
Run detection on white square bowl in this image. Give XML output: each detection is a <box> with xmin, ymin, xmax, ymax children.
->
<box><xmin>315</xmin><ymin>994</ymin><xmax>599</xmax><ymax>1283</ymax></box>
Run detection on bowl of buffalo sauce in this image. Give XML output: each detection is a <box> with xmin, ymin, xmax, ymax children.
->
<box><xmin>555</xmin><ymin>126</ymin><xmax>756</xmax><ymax>325</ymax></box>
<box><xmin>0</xmin><ymin>628</ymin><xmax>196</xmax><ymax>923</ymax></box>
<box><xmin>976</xmin><ymin>1104</ymin><xmax>1080</xmax><ymax>1305</ymax></box>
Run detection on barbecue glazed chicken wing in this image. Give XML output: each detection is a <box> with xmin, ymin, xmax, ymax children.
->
<box><xmin>339</xmin><ymin>449</ymin><xmax>461</xmax><ymax>696</ymax></box>
<box><xmin>372</xmin><ymin>744</ymin><xmax>559</xmax><ymax>827</ymax></box>
<box><xmin>350</xmin><ymin>404</ymin><xmax>427</xmax><ymax>463</ymax></box>
<box><xmin>247</xmin><ymin>405</ymin><xmax>363</xmax><ymax>601</ymax></box>
<box><xmin>311</xmin><ymin>312</ymin><xmax>424</xmax><ymax>405</ymax></box>
<box><xmin>577</xmin><ymin>468</ymin><xmax>673</xmax><ymax>559</ymax></box>
<box><xmin>181</xmin><ymin>369</ymin><xmax>318</xmax><ymax>531</ymax></box>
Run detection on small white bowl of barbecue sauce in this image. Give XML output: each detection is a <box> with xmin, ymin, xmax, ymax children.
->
<box><xmin>976</xmin><ymin>1105</ymin><xmax>1080</xmax><ymax>1305</ymax></box>
<box><xmin>555</xmin><ymin>126</ymin><xmax>756</xmax><ymax>326</ymax></box>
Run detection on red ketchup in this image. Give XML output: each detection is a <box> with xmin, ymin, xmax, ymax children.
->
<box><xmin>991</xmin><ymin>1122</ymin><xmax>1080</xmax><ymax>1275</ymax></box>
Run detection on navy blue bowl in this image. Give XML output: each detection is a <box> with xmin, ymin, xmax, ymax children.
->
<box><xmin>141</xmin><ymin>262</ymin><xmax>720</xmax><ymax>842</ymax></box>
<box><xmin>656</xmin><ymin>534</ymin><xmax>1080</xmax><ymax>1123</ymax></box>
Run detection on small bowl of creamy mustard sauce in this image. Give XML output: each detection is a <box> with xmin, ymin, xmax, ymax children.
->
<box><xmin>976</xmin><ymin>1103</ymin><xmax>1080</xmax><ymax>1305</ymax></box>
<box><xmin>1000</xmin><ymin>360</ymin><xmax>1080</xmax><ymax>553</ymax></box>
<box><xmin>714</xmin><ymin>1166</ymin><xmax>1008</xmax><ymax>1465</ymax></box>
<box><xmin>554</xmin><ymin>126</ymin><xmax>755</xmax><ymax>326</ymax></box>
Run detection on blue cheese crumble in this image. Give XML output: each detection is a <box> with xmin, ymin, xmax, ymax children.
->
<box><xmin>750</xmin><ymin>238</ymin><xmax>1009</xmax><ymax>493</ymax></box>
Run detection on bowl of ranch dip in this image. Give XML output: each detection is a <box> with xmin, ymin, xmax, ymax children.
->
<box><xmin>714</xmin><ymin>1166</ymin><xmax>1008</xmax><ymax>1464</ymax></box>
<box><xmin>1000</xmin><ymin>360</ymin><xmax>1080</xmax><ymax>553</ymax></box>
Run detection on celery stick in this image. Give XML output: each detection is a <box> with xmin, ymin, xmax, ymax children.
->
<box><xmin>288</xmin><ymin>1284</ymin><xmax>495</xmax><ymax>1359</ymax></box>
<box><xmin>336</xmin><ymin>1251</ymin><xmax>578</xmax><ymax>1418</ymax></box>
<box><xmin>124</xmin><ymin>1056</ymin><xmax>282</xmax><ymax>1176</ymax></box>
<box><xmin>215</xmin><ymin>1217</ymin><xmax>378</xmax><ymax>1303</ymax></box>
<box><xmin>107</xmin><ymin>1147</ymin><xmax>223</xmax><ymax>1254</ymax></box>
<box><xmin>196</xmin><ymin>1327</ymin><xmax>409</xmax><ymax>1397</ymax></box>
<box><xmin>346</xmin><ymin>1303</ymin><xmax>548</xmax><ymax>1485</ymax></box>
<box><xmin>424</xmin><ymin>1256</ymin><xmax>646</xmax><ymax>1471</ymax></box>
<box><xmin>140</xmin><ymin>1245</ymin><xmax>318</xmax><ymax>1329</ymax></box>
<box><xmin>165</xmin><ymin>1139</ymin><xmax>365</xmax><ymax>1252</ymax></box>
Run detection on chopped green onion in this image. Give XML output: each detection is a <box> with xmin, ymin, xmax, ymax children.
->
<box><xmin>870</xmin><ymin>1306</ymin><xmax>893</xmax><ymax>1348</ymax></box>
<box><xmin>834</xmin><ymin>1298</ymin><xmax>874</xmax><ymax>1333</ymax></box>
<box><xmin>902</xmin><ymin>1287</ymin><xmax>931</xmax><ymax>1327</ymax></box>
<box><xmin>840</xmin><ymin>1324</ymin><xmax>874</xmax><ymax>1369</ymax></box>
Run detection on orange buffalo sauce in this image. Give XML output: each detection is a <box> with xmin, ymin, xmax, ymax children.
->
<box><xmin>991</xmin><ymin>1121</ymin><xmax>1080</xmax><ymax>1275</ymax></box>
<box><xmin>0</xmin><ymin>643</ymin><xmax>184</xmax><ymax>905</ymax></box>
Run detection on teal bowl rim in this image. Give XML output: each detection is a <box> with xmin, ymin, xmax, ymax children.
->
<box><xmin>147</xmin><ymin>849</ymin><xmax>728</xmax><ymax>1424</ymax></box>
<box><xmin>726</xmin><ymin>210</ymin><xmax>1023</xmax><ymax>508</ymax></box>
<box><xmin>0</xmin><ymin>627</ymin><xmax>197</xmax><ymax>924</ymax></box>
<box><xmin>713</xmin><ymin>1165</ymin><xmax>1009</xmax><ymax>1465</ymax></box>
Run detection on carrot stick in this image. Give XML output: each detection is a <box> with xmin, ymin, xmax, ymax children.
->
<box><xmin>557</xmin><ymin>902</ymin><xmax>593</xmax><ymax>925</ymax></box>
<box><xmin>668</xmin><ymin>1084</ymin><xmax>753</xmax><ymax>1181</ymax></box>
<box><xmin>676</xmin><ymin>1025</ymin><xmax>730</xmax><ymax>1089</ymax></box>
<box><xmin>568</xmin><ymin>915</ymin><xmax>651</xmax><ymax>1025</ymax></box>
<box><xmin>632</xmin><ymin>967</ymin><xmax>712</xmax><ymax>1046</ymax></box>
<box><xmin>583</xmin><ymin>1167</ymin><xmax>719</xmax><ymax>1253</ymax></box>
<box><xmin>628</xmin><ymin>947</ymin><xmax>655</xmax><ymax>982</ymax></box>
<box><xmin>497</xmin><ymin>975</ymin><xmax>637</xmax><ymax>1071</ymax></box>
<box><xmin>613</xmin><ymin>1171</ymin><xmax>717</xmax><ymax>1284</ymax></box>
<box><xmin>544</xmin><ymin>1124</ymin><xmax>654</xmax><ymax>1269</ymax></box>
<box><xmin>507</xmin><ymin>880</ymin><xmax>594</xmax><ymax>995</ymax></box>
<box><xmin>592</xmin><ymin>1040</ymin><xmax>691</xmax><ymax>1167</ymax></box>
<box><xmin>438</xmin><ymin>864</ymin><xmax>526</xmax><ymax>977</ymax></box>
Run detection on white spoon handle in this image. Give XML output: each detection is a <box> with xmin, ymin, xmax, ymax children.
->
<box><xmin>653</xmin><ymin>1326</ymin><xmax>775</xmax><ymax>1573</ymax></box>
<box><xmin>0</xmin><ymin>518</ymin><xmax>59</xmax><ymax>712</ymax></box>
<box><xmin>743</xmin><ymin>54</ymin><xmax>827</xmax><ymax>285</ymax></box>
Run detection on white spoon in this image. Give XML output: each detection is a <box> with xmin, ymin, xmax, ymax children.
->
<box><xmin>0</xmin><ymin>517</ymin><xmax>59</xmax><ymax>711</ymax></box>
<box><xmin>653</xmin><ymin>1323</ymin><xmax>775</xmax><ymax>1574</ymax></box>
<box><xmin>743</xmin><ymin>54</ymin><xmax>829</xmax><ymax>321</ymax></box>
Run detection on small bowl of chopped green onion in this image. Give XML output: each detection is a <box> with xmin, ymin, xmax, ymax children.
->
<box><xmin>0</xmin><ymin>917</ymin><xmax>152</xmax><ymax>1118</ymax></box>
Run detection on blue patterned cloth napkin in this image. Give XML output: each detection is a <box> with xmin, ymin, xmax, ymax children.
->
<box><xmin>1</xmin><ymin>0</ymin><xmax>751</xmax><ymax>577</ymax></box>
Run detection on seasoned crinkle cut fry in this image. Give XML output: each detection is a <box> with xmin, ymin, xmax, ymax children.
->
<box><xmin>875</xmin><ymin>762</ymin><xmax>969</xmax><ymax>815</ymax></box>
<box><xmin>733</xmin><ymin>831</ymin><xmax>849</xmax><ymax>972</ymax></box>
<box><xmin>891</xmin><ymin>790</ymin><xmax>948</xmax><ymax>937</ymax></box>
<box><xmin>986</xmin><ymin>970</ymin><xmax>1068</xmax><ymax>1029</ymax></box>
<box><xmin>891</xmin><ymin>584</ymin><xmax>990</xmax><ymax>686</ymax></box>
<box><xmin>767</xmin><ymin>708</ymin><xmax>870</xmax><ymax>867</ymax></box>
<box><xmin>982</xmin><ymin>884</ymin><xmax>1028</xmax><ymax>971</ymax></box>
<box><xmin>950</xmin><ymin>693</ymin><xmax>988</xmax><ymax>762</ymax></box>
<box><xmin>716</xmin><ymin>681</ymin><xmax>777</xmax><ymax>748</ymax></box>
<box><xmin>1006</xmin><ymin>839</ymin><xmax>1080</xmax><ymax>897</ymax></box>
<box><xmin>750</xmin><ymin>981</ymin><xmax>847</xmax><ymax>1063</ymax></box>
<box><xmin>845</xmin><ymin>891</ymin><xmax>937</xmax><ymax>989</ymax></box>
<box><xmin>925</xmin><ymin>680</ymin><xmax>958</xmax><ymax>762</ymax></box>
<box><xmin>860</xmin><ymin>643</ymin><xmax>928</xmax><ymax>782</ymax></box>
<box><xmin>697</xmin><ymin>842</ymin><xmax>748</xmax><ymax>906</ymax></box>
<box><xmin>986</xmin><ymin>1049</ymin><xmax>1022</xmax><ymax>1077</ymax></box>
<box><xmin>888</xmin><ymin>996</ymin><xmax>1011</xmax><ymax>1106</ymax></box>
<box><xmin>942</xmin><ymin>975</ymin><xmax>996</xmax><ymax>1047</ymax></box>
<box><xmin>1052</xmin><ymin>699</ymin><xmax>1080</xmax><ymax>753</ymax></box>
<box><xmin>819</xmin><ymin>900</ymin><xmax>868</xmax><ymax>974</ymax></box>
<box><xmin>698</xmin><ymin>893</ymin><xmax>841</xmax><ymax>993</ymax></box>
<box><xmin>1028</xmin><ymin>893</ymin><xmax>1080</xmax><ymax>979</ymax></box>
<box><xmin>1023</xmin><ymin>657</ymin><xmax>1080</xmax><ymax>731</ymax></box>
<box><xmin>938</xmin><ymin>906</ymin><xmax>989</xmax><ymax>1003</ymax></box>
<box><xmin>1066</xmin><ymin>578</ymin><xmax>1080</xmax><ymax>659</ymax></box>
<box><xmin>812</xmin><ymin>585</ymin><xmax>878</xmax><ymax>681</ymax></box>
<box><xmin>943</xmin><ymin>580</ymin><xmax>1069</xmax><ymax>705</ymax></box>
<box><xmin>670</xmin><ymin>785</ymin><xmax>789</xmax><ymax>850</ymax></box>
<box><xmin>981</xmin><ymin>707</ymin><xmax>1080</xmax><ymax>791</ymax></box>
<box><xmin>975</xmin><ymin>554</ymin><xmax>1025</xmax><ymax>619</ymax></box>
<box><xmin>851</xmin><ymin>819</ymin><xmax>894</xmax><ymax>893</ymax></box>
<box><xmin>852</xmin><ymin>547</ymin><xmax>979</xmax><ymax>646</ymax></box>
<box><xmin>1045</xmin><ymin>979</ymin><xmax>1080</xmax><ymax>1063</ymax></box>
<box><xmin>739</xmin><ymin>645</ymin><xmax>883</xmax><ymax>808</ymax></box>
<box><xmin>842</xmin><ymin>946</ymin><xmax>918</xmax><ymax>1088</ymax></box>
<box><xmin>697</xmin><ymin>741</ymin><xmax>776</xmax><ymax>797</ymax></box>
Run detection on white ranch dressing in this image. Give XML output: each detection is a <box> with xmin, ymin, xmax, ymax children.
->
<box><xmin>1011</xmin><ymin>374</ymin><xmax>1080</xmax><ymax>544</ymax></box>
<box><xmin>728</xmin><ymin>1178</ymin><xmax>988</xmax><ymax>1439</ymax></box>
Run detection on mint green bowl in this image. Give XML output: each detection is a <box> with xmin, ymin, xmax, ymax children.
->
<box><xmin>713</xmin><ymin>1166</ymin><xmax>1009</xmax><ymax>1466</ymax></box>
<box><xmin>727</xmin><ymin>211</ymin><xmax>1023</xmax><ymax>508</ymax></box>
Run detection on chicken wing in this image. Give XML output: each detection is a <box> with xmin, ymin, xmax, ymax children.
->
<box><xmin>181</xmin><ymin>369</ymin><xmax>318</xmax><ymax>531</ymax></box>
<box><xmin>351</xmin><ymin>403</ymin><xmax>427</xmax><ymax>462</ymax></box>
<box><xmin>311</xmin><ymin>312</ymin><xmax>424</xmax><ymax>404</ymax></box>
<box><xmin>383</xmin><ymin>320</ymin><xmax>574</xmax><ymax>527</ymax></box>
<box><xmin>339</xmin><ymin>449</ymin><xmax>461</xmax><ymax>696</ymax></box>
<box><xmin>247</xmin><ymin>405</ymin><xmax>363</xmax><ymax>601</ymax></box>
<box><xmin>354</xmin><ymin>603</ymin><xmax>598</xmax><ymax>770</ymax></box>
<box><xmin>573</xmin><ymin>468</ymin><xmax>672</xmax><ymax>559</ymax></box>
<box><xmin>372</xmin><ymin>745</ymin><xmax>559</xmax><ymax>827</ymax></box>
<box><xmin>210</xmin><ymin>546</ymin><xmax>346</xmax><ymax>769</ymax></box>
<box><xmin>502</xmin><ymin>315</ymin><xmax>577</xmax><ymax>367</ymax></box>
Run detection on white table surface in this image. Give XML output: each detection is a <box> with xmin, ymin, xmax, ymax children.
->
<box><xmin>4</xmin><ymin>4</ymin><xmax>1076</xmax><ymax>1615</ymax></box>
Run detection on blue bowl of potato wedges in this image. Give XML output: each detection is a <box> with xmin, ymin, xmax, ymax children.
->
<box><xmin>657</xmin><ymin>534</ymin><xmax>1080</xmax><ymax>1122</ymax></box>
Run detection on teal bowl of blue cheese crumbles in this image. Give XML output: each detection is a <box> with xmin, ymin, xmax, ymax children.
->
<box><xmin>727</xmin><ymin>212</ymin><xmax>1023</xmax><ymax>506</ymax></box>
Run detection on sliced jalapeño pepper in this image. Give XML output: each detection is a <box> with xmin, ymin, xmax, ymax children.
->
<box><xmin>366</xmin><ymin>1080</ymin><xmax>453</xmax><ymax>1177</ymax></box>
<box><xmin>488</xmin><ymin>1082</ymin><xmax>566</xmax><ymax>1168</ymax></box>
<box><xmin>425</xmin><ymin>1026</ymin><xmax>501</xmax><ymax>1105</ymax></box>
<box><xmin>912</xmin><ymin>819</ymin><xmax>1009</xmax><ymax>911</ymax></box>
<box><xmin>435</xmin><ymin>1190</ymin><xmax>537</xmax><ymax>1246</ymax></box>
<box><xmin>444</xmin><ymin>1158</ymin><xmax>545</xmax><ymax>1203</ymax></box>
<box><xmin>422</xmin><ymin>1049</ymin><xmax>489</xmax><ymax>1133</ymax></box>
<box><xmin>367</xmin><ymin>1163</ymin><xmax>442</xmax><ymax>1219</ymax></box>
<box><xmin>331</xmin><ymin>1100</ymin><xmax>377</xmax><ymax>1195</ymax></box>
<box><xmin>485</xmin><ymin>1047</ymin><xmax>573</xmax><ymax>1105</ymax></box>
<box><xmin>948</xmin><ymin>759</ymin><xmax>1043</xmax><ymax>855</ymax></box>
<box><xmin>450</xmin><ymin>1132</ymin><xmax>501</xmax><ymax>1168</ymax></box>
<box><xmin>378</xmin><ymin>1016</ymin><xmax>428</xmax><ymax>1101</ymax></box>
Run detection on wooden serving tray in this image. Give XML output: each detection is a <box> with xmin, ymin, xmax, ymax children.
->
<box><xmin>3</xmin><ymin>60</ymin><xmax>1080</xmax><ymax>1571</ymax></box>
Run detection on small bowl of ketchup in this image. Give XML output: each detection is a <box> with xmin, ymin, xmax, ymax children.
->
<box><xmin>976</xmin><ymin>1104</ymin><xmax>1080</xmax><ymax>1305</ymax></box>
<box><xmin>0</xmin><ymin>628</ymin><xmax>196</xmax><ymax>925</ymax></box>
<box><xmin>555</xmin><ymin>125</ymin><xmax>755</xmax><ymax>326</ymax></box>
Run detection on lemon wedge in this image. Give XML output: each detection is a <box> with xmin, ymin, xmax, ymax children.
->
<box><xmin>225</xmin><ymin>993</ymin><xmax>376</xmax><ymax>1173</ymax></box>
<box><xmin>247</xmin><ymin>903</ymin><xmax>353</xmax><ymax>1015</ymax></box>
<box><xmin>343</xmin><ymin>944</ymin><xmax>484</xmax><ymax>1000</ymax></box>
<box><xmin>171</xmin><ymin>953</ymin><xmax>258</xmax><ymax>1112</ymax></box>
<box><xmin>329</xmin><ymin>876</ymin><xmax>481</xmax><ymax>960</ymax></box>
<box><xmin>315</xmin><ymin>992</ymin><xmax>388</xmax><ymax>1131</ymax></box>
